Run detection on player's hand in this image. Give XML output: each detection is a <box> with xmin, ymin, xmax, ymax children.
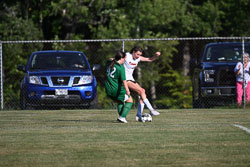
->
<box><xmin>126</xmin><ymin>90</ymin><xmax>130</xmax><ymax>96</ymax></box>
<box><xmin>238</xmin><ymin>64</ymin><xmax>241</xmax><ymax>69</ymax></box>
<box><xmin>155</xmin><ymin>52</ymin><xmax>161</xmax><ymax>57</ymax></box>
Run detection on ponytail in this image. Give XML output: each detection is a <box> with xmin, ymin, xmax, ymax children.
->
<box><xmin>109</xmin><ymin>51</ymin><xmax>126</xmax><ymax>68</ymax></box>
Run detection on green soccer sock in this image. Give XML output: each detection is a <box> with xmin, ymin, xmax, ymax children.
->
<box><xmin>117</xmin><ymin>103</ymin><xmax>124</xmax><ymax>116</ymax></box>
<box><xmin>120</xmin><ymin>102</ymin><xmax>133</xmax><ymax>118</ymax></box>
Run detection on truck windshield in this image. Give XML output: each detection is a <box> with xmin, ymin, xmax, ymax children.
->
<box><xmin>204</xmin><ymin>45</ymin><xmax>250</xmax><ymax>62</ymax></box>
<box><xmin>29</xmin><ymin>52</ymin><xmax>89</xmax><ymax>70</ymax></box>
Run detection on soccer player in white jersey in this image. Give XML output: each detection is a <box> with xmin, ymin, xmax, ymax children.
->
<box><xmin>123</xmin><ymin>46</ymin><xmax>161</xmax><ymax>122</ymax></box>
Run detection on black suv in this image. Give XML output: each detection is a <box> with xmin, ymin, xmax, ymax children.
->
<box><xmin>192</xmin><ymin>42</ymin><xmax>250</xmax><ymax>108</ymax></box>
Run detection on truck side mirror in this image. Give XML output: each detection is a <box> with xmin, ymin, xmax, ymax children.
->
<box><xmin>92</xmin><ymin>64</ymin><xmax>100</xmax><ymax>71</ymax></box>
<box><xmin>17</xmin><ymin>65</ymin><xmax>26</xmax><ymax>72</ymax></box>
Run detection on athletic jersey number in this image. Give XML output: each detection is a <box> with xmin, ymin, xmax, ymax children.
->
<box><xmin>107</xmin><ymin>67</ymin><xmax>116</xmax><ymax>78</ymax></box>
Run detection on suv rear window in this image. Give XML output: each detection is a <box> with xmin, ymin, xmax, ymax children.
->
<box><xmin>29</xmin><ymin>52</ymin><xmax>89</xmax><ymax>70</ymax></box>
<box><xmin>204</xmin><ymin>45</ymin><xmax>250</xmax><ymax>62</ymax></box>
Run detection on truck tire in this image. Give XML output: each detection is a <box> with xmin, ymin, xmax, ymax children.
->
<box><xmin>20</xmin><ymin>92</ymin><xmax>27</xmax><ymax>110</ymax></box>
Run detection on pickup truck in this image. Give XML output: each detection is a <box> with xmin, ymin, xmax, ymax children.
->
<box><xmin>17</xmin><ymin>50</ymin><xmax>99</xmax><ymax>109</ymax></box>
<box><xmin>192</xmin><ymin>42</ymin><xmax>250</xmax><ymax>108</ymax></box>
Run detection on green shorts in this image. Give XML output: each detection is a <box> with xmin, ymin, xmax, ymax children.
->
<box><xmin>108</xmin><ymin>92</ymin><xmax>129</xmax><ymax>103</ymax></box>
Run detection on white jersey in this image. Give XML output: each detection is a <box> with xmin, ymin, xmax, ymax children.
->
<box><xmin>123</xmin><ymin>52</ymin><xmax>140</xmax><ymax>81</ymax></box>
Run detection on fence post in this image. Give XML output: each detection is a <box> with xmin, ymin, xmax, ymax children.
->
<box><xmin>242</xmin><ymin>38</ymin><xmax>246</xmax><ymax>109</ymax></box>
<box><xmin>121</xmin><ymin>40</ymin><xmax>125</xmax><ymax>52</ymax></box>
<box><xmin>0</xmin><ymin>41</ymin><xmax>3</xmax><ymax>110</ymax></box>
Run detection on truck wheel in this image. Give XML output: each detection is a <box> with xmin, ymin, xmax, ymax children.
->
<box><xmin>20</xmin><ymin>93</ymin><xmax>27</xmax><ymax>110</ymax></box>
<box><xmin>89</xmin><ymin>95</ymin><xmax>98</xmax><ymax>109</ymax></box>
<box><xmin>193</xmin><ymin>98</ymin><xmax>202</xmax><ymax>108</ymax></box>
<box><xmin>193</xmin><ymin>96</ymin><xmax>207</xmax><ymax>108</ymax></box>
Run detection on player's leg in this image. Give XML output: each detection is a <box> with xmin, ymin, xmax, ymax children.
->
<box><xmin>127</xmin><ymin>81</ymin><xmax>160</xmax><ymax>116</ymax></box>
<box><xmin>127</xmin><ymin>81</ymin><xmax>145</xmax><ymax>120</ymax></box>
<box><xmin>245</xmin><ymin>81</ymin><xmax>250</xmax><ymax>103</ymax></box>
<box><xmin>136</xmin><ymin>97</ymin><xmax>144</xmax><ymax>120</ymax></box>
<box><xmin>236</xmin><ymin>81</ymin><xmax>243</xmax><ymax>107</ymax></box>
<box><xmin>117</xmin><ymin>94</ymin><xmax>133</xmax><ymax>123</ymax></box>
<box><xmin>117</xmin><ymin>103</ymin><xmax>124</xmax><ymax>116</ymax></box>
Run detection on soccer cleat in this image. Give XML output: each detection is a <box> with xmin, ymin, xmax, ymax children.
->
<box><xmin>117</xmin><ymin>117</ymin><xmax>128</xmax><ymax>123</ymax></box>
<box><xmin>150</xmin><ymin>110</ymin><xmax>160</xmax><ymax>116</ymax></box>
<box><xmin>135</xmin><ymin>116</ymin><xmax>139</xmax><ymax>121</ymax></box>
<box><xmin>135</xmin><ymin>116</ymin><xmax>145</xmax><ymax>122</ymax></box>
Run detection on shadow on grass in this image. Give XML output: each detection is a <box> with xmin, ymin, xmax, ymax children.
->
<box><xmin>53</xmin><ymin>119</ymin><xmax>124</xmax><ymax>124</ymax></box>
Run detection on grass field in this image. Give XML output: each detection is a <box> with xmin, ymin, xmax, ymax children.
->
<box><xmin>0</xmin><ymin>109</ymin><xmax>250</xmax><ymax>167</ymax></box>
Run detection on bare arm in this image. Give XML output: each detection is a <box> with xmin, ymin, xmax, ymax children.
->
<box><xmin>139</xmin><ymin>51</ymin><xmax>161</xmax><ymax>62</ymax></box>
<box><xmin>235</xmin><ymin>64</ymin><xmax>241</xmax><ymax>75</ymax></box>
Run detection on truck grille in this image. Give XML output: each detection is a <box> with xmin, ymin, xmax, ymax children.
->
<box><xmin>218</xmin><ymin>70</ymin><xmax>235</xmax><ymax>86</ymax></box>
<box><xmin>51</xmin><ymin>77</ymin><xmax>70</xmax><ymax>86</ymax></box>
<box><xmin>41</xmin><ymin>77</ymin><xmax>48</xmax><ymax>85</ymax></box>
<box><xmin>39</xmin><ymin>76</ymin><xmax>82</xmax><ymax>87</ymax></box>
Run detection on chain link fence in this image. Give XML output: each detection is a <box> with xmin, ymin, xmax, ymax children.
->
<box><xmin>1</xmin><ymin>37</ymin><xmax>250</xmax><ymax>110</ymax></box>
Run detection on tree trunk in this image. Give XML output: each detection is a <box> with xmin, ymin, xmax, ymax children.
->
<box><xmin>183</xmin><ymin>41</ymin><xmax>190</xmax><ymax>77</ymax></box>
<box><xmin>150</xmin><ymin>79</ymin><xmax>156</xmax><ymax>108</ymax></box>
<box><xmin>137</xmin><ymin>67</ymin><xmax>141</xmax><ymax>83</ymax></box>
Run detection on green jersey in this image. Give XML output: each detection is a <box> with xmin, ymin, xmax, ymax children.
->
<box><xmin>105</xmin><ymin>60</ymin><xmax>126</xmax><ymax>102</ymax></box>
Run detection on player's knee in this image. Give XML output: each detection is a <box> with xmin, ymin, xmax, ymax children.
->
<box><xmin>127</xmin><ymin>96</ymin><xmax>133</xmax><ymax>103</ymax></box>
<box><xmin>142</xmin><ymin>88</ymin><xmax>145</xmax><ymax>94</ymax></box>
<box><xmin>139</xmin><ymin>88</ymin><xmax>145</xmax><ymax>96</ymax></box>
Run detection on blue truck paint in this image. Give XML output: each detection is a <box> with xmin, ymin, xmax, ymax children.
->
<box><xmin>18</xmin><ymin>50</ymin><xmax>98</xmax><ymax>109</ymax></box>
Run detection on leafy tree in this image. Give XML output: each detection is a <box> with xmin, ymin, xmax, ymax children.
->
<box><xmin>218</xmin><ymin>0</ymin><xmax>250</xmax><ymax>36</ymax></box>
<box><xmin>155</xmin><ymin>69</ymin><xmax>192</xmax><ymax>109</ymax></box>
<box><xmin>1</xmin><ymin>0</ymin><xmax>250</xmax><ymax>109</ymax></box>
<box><xmin>0</xmin><ymin>2</ymin><xmax>43</xmax><ymax>108</ymax></box>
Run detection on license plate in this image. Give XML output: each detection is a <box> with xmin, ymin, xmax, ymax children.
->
<box><xmin>55</xmin><ymin>89</ymin><xmax>68</xmax><ymax>96</ymax></box>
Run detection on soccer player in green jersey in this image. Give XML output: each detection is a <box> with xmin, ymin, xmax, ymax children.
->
<box><xmin>105</xmin><ymin>51</ymin><xmax>133</xmax><ymax>123</ymax></box>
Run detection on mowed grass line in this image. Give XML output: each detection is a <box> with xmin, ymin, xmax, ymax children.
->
<box><xmin>0</xmin><ymin>109</ymin><xmax>250</xmax><ymax>167</ymax></box>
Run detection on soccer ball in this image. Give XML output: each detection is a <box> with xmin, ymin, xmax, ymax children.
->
<box><xmin>141</xmin><ymin>113</ymin><xmax>152</xmax><ymax>122</ymax></box>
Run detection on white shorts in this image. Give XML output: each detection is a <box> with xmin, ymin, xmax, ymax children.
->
<box><xmin>124</xmin><ymin>94</ymin><xmax>130</xmax><ymax>102</ymax></box>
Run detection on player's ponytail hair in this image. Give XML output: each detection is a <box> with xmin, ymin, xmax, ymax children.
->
<box><xmin>110</xmin><ymin>51</ymin><xmax>126</xmax><ymax>68</ymax></box>
<box><xmin>130</xmin><ymin>46</ymin><xmax>143</xmax><ymax>54</ymax></box>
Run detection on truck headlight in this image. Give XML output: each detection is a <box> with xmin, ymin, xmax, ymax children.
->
<box><xmin>29</xmin><ymin>76</ymin><xmax>41</xmax><ymax>85</ymax></box>
<box><xmin>204</xmin><ymin>70</ymin><xmax>215</xmax><ymax>82</ymax></box>
<box><xmin>78</xmin><ymin>76</ymin><xmax>93</xmax><ymax>85</ymax></box>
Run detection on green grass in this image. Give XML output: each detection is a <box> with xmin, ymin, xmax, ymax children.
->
<box><xmin>0</xmin><ymin>109</ymin><xmax>250</xmax><ymax>167</ymax></box>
